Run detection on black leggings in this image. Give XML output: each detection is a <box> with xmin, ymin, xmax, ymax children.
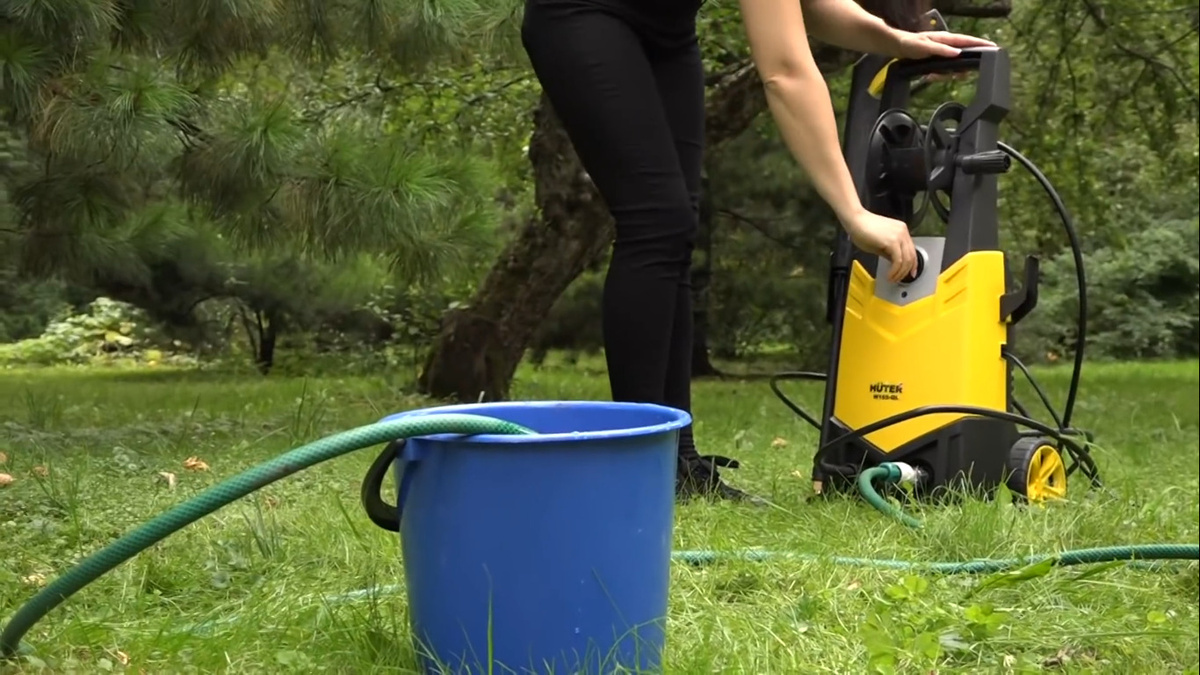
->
<box><xmin>521</xmin><ymin>0</ymin><xmax>705</xmax><ymax>460</ymax></box>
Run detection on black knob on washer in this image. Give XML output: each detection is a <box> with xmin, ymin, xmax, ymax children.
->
<box><xmin>901</xmin><ymin>247</ymin><xmax>927</xmax><ymax>285</ymax></box>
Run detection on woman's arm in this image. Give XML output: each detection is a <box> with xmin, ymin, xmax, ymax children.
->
<box><xmin>736</xmin><ymin>0</ymin><xmax>868</xmax><ymax>226</ymax></box>
<box><xmin>736</xmin><ymin>0</ymin><xmax>993</xmax><ymax>281</ymax></box>
<box><xmin>737</xmin><ymin>0</ymin><xmax>918</xmax><ymax>282</ymax></box>
<box><xmin>798</xmin><ymin>0</ymin><xmax>902</xmax><ymax>54</ymax></box>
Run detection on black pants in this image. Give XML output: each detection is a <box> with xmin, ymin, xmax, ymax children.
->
<box><xmin>521</xmin><ymin>0</ymin><xmax>705</xmax><ymax>461</ymax></box>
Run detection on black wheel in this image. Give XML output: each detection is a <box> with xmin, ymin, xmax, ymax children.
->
<box><xmin>1007</xmin><ymin>436</ymin><xmax>1068</xmax><ymax>503</ymax></box>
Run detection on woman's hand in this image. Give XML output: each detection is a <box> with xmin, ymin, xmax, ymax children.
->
<box><xmin>893</xmin><ymin>30</ymin><xmax>996</xmax><ymax>60</ymax></box>
<box><xmin>843</xmin><ymin>211</ymin><xmax>918</xmax><ymax>284</ymax></box>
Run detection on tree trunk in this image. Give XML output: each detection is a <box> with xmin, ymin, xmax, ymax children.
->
<box><xmin>255</xmin><ymin>309</ymin><xmax>278</xmax><ymax>375</ymax></box>
<box><xmin>417</xmin><ymin>64</ymin><xmax>768</xmax><ymax>402</ymax></box>
<box><xmin>417</xmin><ymin>0</ymin><xmax>1011</xmax><ymax>403</ymax></box>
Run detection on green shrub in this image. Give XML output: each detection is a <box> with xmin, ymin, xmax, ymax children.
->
<box><xmin>0</xmin><ymin>297</ymin><xmax>197</xmax><ymax>368</ymax></box>
<box><xmin>1017</xmin><ymin>217</ymin><xmax>1200</xmax><ymax>363</ymax></box>
<box><xmin>0</xmin><ymin>272</ymin><xmax>67</xmax><ymax>343</ymax></box>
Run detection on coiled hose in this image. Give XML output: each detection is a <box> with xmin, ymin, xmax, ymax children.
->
<box><xmin>3</xmin><ymin>417</ymin><xmax>1197</xmax><ymax>659</ymax></box>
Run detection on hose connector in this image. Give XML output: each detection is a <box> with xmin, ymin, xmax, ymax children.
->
<box><xmin>881</xmin><ymin>461</ymin><xmax>926</xmax><ymax>486</ymax></box>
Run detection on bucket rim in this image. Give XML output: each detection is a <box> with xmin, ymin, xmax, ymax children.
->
<box><xmin>378</xmin><ymin>400</ymin><xmax>692</xmax><ymax>444</ymax></box>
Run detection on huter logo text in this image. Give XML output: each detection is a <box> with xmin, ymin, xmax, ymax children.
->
<box><xmin>869</xmin><ymin>382</ymin><xmax>903</xmax><ymax>401</ymax></box>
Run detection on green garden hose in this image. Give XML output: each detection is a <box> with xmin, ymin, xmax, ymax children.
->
<box><xmin>2</xmin><ymin>418</ymin><xmax>1197</xmax><ymax>660</ymax></box>
<box><xmin>0</xmin><ymin>414</ymin><xmax>534</xmax><ymax>659</ymax></box>
<box><xmin>856</xmin><ymin>464</ymin><xmax>925</xmax><ymax>529</ymax></box>
<box><xmin>681</xmin><ymin>460</ymin><xmax>1199</xmax><ymax>573</ymax></box>
<box><xmin>672</xmin><ymin>544</ymin><xmax>1199</xmax><ymax>571</ymax></box>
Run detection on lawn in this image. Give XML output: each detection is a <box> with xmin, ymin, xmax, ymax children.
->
<box><xmin>1</xmin><ymin>356</ymin><xmax>1197</xmax><ymax>674</ymax></box>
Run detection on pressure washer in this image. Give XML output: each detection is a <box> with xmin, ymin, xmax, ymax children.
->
<box><xmin>2</xmin><ymin>12</ymin><xmax>1195</xmax><ymax>667</ymax></box>
<box><xmin>771</xmin><ymin>10</ymin><xmax>1103</xmax><ymax>505</ymax></box>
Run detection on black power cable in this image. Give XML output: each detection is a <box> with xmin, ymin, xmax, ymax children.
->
<box><xmin>768</xmin><ymin>371</ymin><xmax>826</xmax><ymax>430</ymax></box>
<box><xmin>771</xmin><ymin>113</ymin><xmax>1102</xmax><ymax>492</ymax></box>
<box><xmin>996</xmin><ymin>141</ymin><xmax>1088</xmax><ymax>432</ymax></box>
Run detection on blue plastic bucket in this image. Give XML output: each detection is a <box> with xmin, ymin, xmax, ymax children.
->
<box><xmin>379</xmin><ymin>400</ymin><xmax>691</xmax><ymax>675</ymax></box>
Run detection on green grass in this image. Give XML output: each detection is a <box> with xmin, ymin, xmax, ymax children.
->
<box><xmin>1</xmin><ymin>356</ymin><xmax>1197</xmax><ymax>674</ymax></box>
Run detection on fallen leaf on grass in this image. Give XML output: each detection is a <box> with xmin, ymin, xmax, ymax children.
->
<box><xmin>31</xmin><ymin>465</ymin><xmax>48</xmax><ymax>477</ymax></box>
<box><xmin>183</xmin><ymin>457</ymin><xmax>210</xmax><ymax>472</ymax></box>
<box><xmin>1042</xmin><ymin>646</ymin><xmax>1095</xmax><ymax>669</ymax></box>
<box><xmin>22</xmin><ymin>573</ymin><xmax>46</xmax><ymax>587</ymax></box>
<box><xmin>157</xmin><ymin>472</ymin><xmax>177</xmax><ymax>489</ymax></box>
<box><xmin>108</xmin><ymin>649</ymin><xmax>130</xmax><ymax>666</ymax></box>
<box><xmin>0</xmin><ymin>451</ymin><xmax>8</xmax><ymax>464</ymax></box>
<box><xmin>0</xmin><ymin>473</ymin><xmax>13</xmax><ymax>487</ymax></box>
<box><xmin>771</xmin><ymin>437</ymin><xmax>788</xmax><ymax>448</ymax></box>
<box><xmin>1042</xmin><ymin>649</ymin><xmax>1070</xmax><ymax>668</ymax></box>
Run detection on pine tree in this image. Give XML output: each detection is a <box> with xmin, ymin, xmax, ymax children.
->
<box><xmin>0</xmin><ymin>0</ymin><xmax>521</xmax><ymax>371</ymax></box>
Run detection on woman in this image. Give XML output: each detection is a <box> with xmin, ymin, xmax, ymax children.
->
<box><xmin>520</xmin><ymin>0</ymin><xmax>994</xmax><ymax>503</ymax></box>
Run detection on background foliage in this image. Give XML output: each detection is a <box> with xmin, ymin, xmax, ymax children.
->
<box><xmin>2</xmin><ymin>0</ymin><xmax>1197</xmax><ymax>376</ymax></box>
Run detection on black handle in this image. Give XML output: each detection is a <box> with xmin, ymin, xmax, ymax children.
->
<box><xmin>1000</xmin><ymin>255</ymin><xmax>1040</xmax><ymax>324</ymax></box>
<box><xmin>888</xmin><ymin>48</ymin><xmax>996</xmax><ymax>83</ymax></box>
<box><xmin>360</xmin><ymin>440</ymin><xmax>403</xmax><ymax>532</ymax></box>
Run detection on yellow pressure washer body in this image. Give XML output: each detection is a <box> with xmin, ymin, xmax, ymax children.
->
<box><xmin>779</xmin><ymin>12</ymin><xmax>1102</xmax><ymax>504</ymax></box>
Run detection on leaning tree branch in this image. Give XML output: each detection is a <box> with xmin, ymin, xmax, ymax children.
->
<box><xmin>717</xmin><ymin>208</ymin><xmax>807</xmax><ymax>252</ymax></box>
<box><xmin>1115</xmin><ymin>33</ymin><xmax>1200</xmax><ymax>109</ymax></box>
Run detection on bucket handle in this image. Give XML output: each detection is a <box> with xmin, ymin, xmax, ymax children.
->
<box><xmin>360</xmin><ymin>440</ymin><xmax>418</xmax><ymax>532</ymax></box>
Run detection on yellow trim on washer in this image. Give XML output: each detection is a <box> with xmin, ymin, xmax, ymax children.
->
<box><xmin>868</xmin><ymin>59</ymin><xmax>899</xmax><ymax>98</ymax></box>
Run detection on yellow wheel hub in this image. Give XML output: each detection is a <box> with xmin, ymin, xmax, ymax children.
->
<box><xmin>1025</xmin><ymin>444</ymin><xmax>1067</xmax><ymax>503</ymax></box>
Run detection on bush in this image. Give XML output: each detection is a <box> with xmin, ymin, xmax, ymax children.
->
<box><xmin>1017</xmin><ymin>217</ymin><xmax>1200</xmax><ymax>363</ymax></box>
<box><xmin>0</xmin><ymin>297</ymin><xmax>198</xmax><ymax>368</ymax></box>
<box><xmin>0</xmin><ymin>272</ymin><xmax>67</xmax><ymax>343</ymax></box>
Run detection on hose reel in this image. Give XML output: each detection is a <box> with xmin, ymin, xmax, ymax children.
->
<box><xmin>865</xmin><ymin>101</ymin><xmax>1013</xmax><ymax>230</ymax></box>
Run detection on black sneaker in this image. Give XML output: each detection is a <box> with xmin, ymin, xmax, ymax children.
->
<box><xmin>675</xmin><ymin>455</ymin><xmax>767</xmax><ymax>505</ymax></box>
